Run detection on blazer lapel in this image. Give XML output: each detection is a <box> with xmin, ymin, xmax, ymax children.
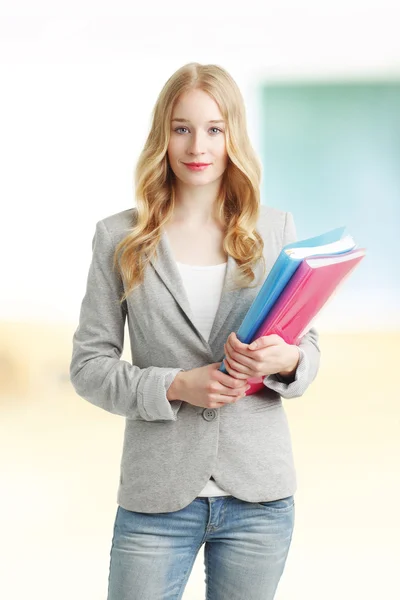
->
<box><xmin>147</xmin><ymin>229</ymin><xmax>242</xmax><ymax>350</ymax></box>
<box><xmin>147</xmin><ymin>229</ymin><xmax>193</xmax><ymax>325</ymax></box>
<box><xmin>207</xmin><ymin>255</ymin><xmax>242</xmax><ymax>347</ymax></box>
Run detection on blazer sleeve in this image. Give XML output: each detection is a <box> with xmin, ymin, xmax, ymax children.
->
<box><xmin>262</xmin><ymin>211</ymin><xmax>321</xmax><ymax>399</ymax></box>
<box><xmin>69</xmin><ymin>219</ymin><xmax>184</xmax><ymax>421</ymax></box>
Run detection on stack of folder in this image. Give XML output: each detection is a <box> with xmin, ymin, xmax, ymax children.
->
<box><xmin>219</xmin><ymin>226</ymin><xmax>366</xmax><ymax>395</ymax></box>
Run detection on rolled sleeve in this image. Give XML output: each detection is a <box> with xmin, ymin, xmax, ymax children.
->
<box><xmin>263</xmin><ymin>327</ymin><xmax>320</xmax><ymax>399</ymax></box>
<box><xmin>137</xmin><ymin>367</ymin><xmax>184</xmax><ymax>421</ymax></box>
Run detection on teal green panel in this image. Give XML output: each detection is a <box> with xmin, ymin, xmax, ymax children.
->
<box><xmin>259</xmin><ymin>81</ymin><xmax>400</xmax><ymax>329</ymax></box>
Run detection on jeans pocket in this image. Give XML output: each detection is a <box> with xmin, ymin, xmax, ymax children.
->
<box><xmin>255</xmin><ymin>495</ymin><xmax>294</xmax><ymax>512</ymax></box>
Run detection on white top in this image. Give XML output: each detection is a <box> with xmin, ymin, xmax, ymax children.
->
<box><xmin>175</xmin><ymin>259</ymin><xmax>232</xmax><ymax>497</ymax></box>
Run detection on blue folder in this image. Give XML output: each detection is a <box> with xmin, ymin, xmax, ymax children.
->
<box><xmin>219</xmin><ymin>226</ymin><xmax>354</xmax><ymax>375</ymax></box>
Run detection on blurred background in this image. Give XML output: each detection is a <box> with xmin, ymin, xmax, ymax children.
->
<box><xmin>1</xmin><ymin>3</ymin><xmax>399</xmax><ymax>599</ymax></box>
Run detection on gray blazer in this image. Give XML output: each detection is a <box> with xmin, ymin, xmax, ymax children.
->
<box><xmin>69</xmin><ymin>204</ymin><xmax>320</xmax><ymax>513</ymax></box>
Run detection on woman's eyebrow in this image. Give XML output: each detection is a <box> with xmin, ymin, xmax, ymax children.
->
<box><xmin>171</xmin><ymin>118</ymin><xmax>225</xmax><ymax>123</ymax></box>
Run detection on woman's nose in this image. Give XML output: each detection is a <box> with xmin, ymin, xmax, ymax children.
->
<box><xmin>188</xmin><ymin>132</ymin><xmax>206</xmax><ymax>154</ymax></box>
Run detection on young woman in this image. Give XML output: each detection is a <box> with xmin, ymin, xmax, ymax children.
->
<box><xmin>70</xmin><ymin>62</ymin><xmax>321</xmax><ymax>600</ymax></box>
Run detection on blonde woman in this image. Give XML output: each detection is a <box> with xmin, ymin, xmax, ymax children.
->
<box><xmin>70</xmin><ymin>62</ymin><xmax>320</xmax><ymax>600</ymax></box>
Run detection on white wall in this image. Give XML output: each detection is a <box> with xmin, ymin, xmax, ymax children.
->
<box><xmin>1</xmin><ymin>3</ymin><xmax>399</xmax><ymax>324</ymax></box>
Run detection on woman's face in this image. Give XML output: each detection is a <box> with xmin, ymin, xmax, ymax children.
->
<box><xmin>167</xmin><ymin>88</ymin><xmax>229</xmax><ymax>188</ymax></box>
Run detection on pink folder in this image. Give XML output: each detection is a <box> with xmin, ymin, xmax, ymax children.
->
<box><xmin>244</xmin><ymin>247</ymin><xmax>366</xmax><ymax>395</ymax></box>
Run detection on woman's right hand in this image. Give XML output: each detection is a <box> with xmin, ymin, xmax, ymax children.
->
<box><xmin>169</xmin><ymin>362</ymin><xmax>251</xmax><ymax>409</ymax></box>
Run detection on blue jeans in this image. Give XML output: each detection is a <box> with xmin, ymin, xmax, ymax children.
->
<box><xmin>107</xmin><ymin>494</ymin><xmax>295</xmax><ymax>600</ymax></box>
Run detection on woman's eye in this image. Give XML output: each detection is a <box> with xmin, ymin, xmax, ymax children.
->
<box><xmin>174</xmin><ymin>127</ymin><xmax>223</xmax><ymax>135</ymax></box>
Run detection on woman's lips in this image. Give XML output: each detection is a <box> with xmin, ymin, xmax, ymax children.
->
<box><xmin>183</xmin><ymin>163</ymin><xmax>211</xmax><ymax>171</ymax></box>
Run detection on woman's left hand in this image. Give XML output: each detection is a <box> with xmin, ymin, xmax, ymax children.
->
<box><xmin>223</xmin><ymin>332</ymin><xmax>300</xmax><ymax>379</ymax></box>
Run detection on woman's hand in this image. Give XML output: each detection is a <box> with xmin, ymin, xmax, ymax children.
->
<box><xmin>223</xmin><ymin>332</ymin><xmax>300</xmax><ymax>379</ymax></box>
<box><xmin>171</xmin><ymin>363</ymin><xmax>251</xmax><ymax>409</ymax></box>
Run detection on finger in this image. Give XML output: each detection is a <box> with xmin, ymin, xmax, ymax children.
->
<box><xmin>248</xmin><ymin>334</ymin><xmax>283</xmax><ymax>350</ymax></box>
<box><xmin>207</xmin><ymin>397</ymin><xmax>240</xmax><ymax>408</ymax></box>
<box><xmin>224</xmin><ymin>357</ymin><xmax>251</xmax><ymax>379</ymax></box>
<box><xmin>224</xmin><ymin>344</ymin><xmax>257</xmax><ymax>370</ymax></box>
<box><xmin>215</xmin><ymin>370</ymin><xmax>249</xmax><ymax>390</ymax></box>
<box><xmin>210</xmin><ymin>402</ymin><xmax>231</xmax><ymax>408</ymax></box>
<box><xmin>223</xmin><ymin>357</ymin><xmax>250</xmax><ymax>380</ymax></box>
<box><xmin>210</xmin><ymin>392</ymin><xmax>245</xmax><ymax>407</ymax></box>
<box><xmin>218</xmin><ymin>382</ymin><xmax>251</xmax><ymax>401</ymax></box>
<box><xmin>224</xmin><ymin>342</ymin><xmax>253</xmax><ymax>361</ymax></box>
<box><xmin>225</xmin><ymin>336</ymin><xmax>247</xmax><ymax>359</ymax></box>
<box><xmin>216</xmin><ymin>379</ymin><xmax>248</xmax><ymax>398</ymax></box>
<box><xmin>228</xmin><ymin>331</ymin><xmax>250</xmax><ymax>350</ymax></box>
<box><xmin>208</xmin><ymin>397</ymin><xmax>237</xmax><ymax>408</ymax></box>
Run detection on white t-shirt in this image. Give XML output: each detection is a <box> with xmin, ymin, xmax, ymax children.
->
<box><xmin>175</xmin><ymin>260</ymin><xmax>232</xmax><ymax>497</ymax></box>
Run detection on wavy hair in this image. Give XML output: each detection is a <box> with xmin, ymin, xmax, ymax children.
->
<box><xmin>114</xmin><ymin>62</ymin><xmax>265</xmax><ymax>304</ymax></box>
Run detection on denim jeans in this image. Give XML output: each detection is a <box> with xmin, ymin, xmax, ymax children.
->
<box><xmin>107</xmin><ymin>494</ymin><xmax>295</xmax><ymax>600</ymax></box>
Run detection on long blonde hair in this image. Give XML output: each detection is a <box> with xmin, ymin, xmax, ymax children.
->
<box><xmin>114</xmin><ymin>62</ymin><xmax>265</xmax><ymax>304</ymax></box>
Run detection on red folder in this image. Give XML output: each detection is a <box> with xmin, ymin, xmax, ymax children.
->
<box><xmin>245</xmin><ymin>247</ymin><xmax>366</xmax><ymax>395</ymax></box>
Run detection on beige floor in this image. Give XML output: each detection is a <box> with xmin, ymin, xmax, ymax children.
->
<box><xmin>1</xmin><ymin>323</ymin><xmax>399</xmax><ymax>599</ymax></box>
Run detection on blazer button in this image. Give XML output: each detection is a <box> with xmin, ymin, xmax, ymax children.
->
<box><xmin>202</xmin><ymin>408</ymin><xmax>217</xmax><ymax>421</ymax></box>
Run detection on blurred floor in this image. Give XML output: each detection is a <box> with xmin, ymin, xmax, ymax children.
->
<box><xmin>0</xmin><ymin>325</ymin><xmax>399</xmax><ymax>599</ymax></box>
